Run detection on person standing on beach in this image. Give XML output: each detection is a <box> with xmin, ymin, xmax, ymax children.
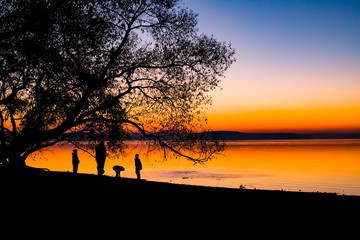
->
<box><xmin>95</xmin><ymin>140</ymin><xmax>106</xmax><ymax>176</ymax></box>
<box><xmin>72</xmin><ymin>149</ymin><xmax>80</xmax><ymax>174</ymax></box>
<box><xmin>135</xmin><ymin>154</ymin><xmax>142</xmax><ymax>180</ymax></box>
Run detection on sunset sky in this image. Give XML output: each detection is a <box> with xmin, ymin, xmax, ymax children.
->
<box><xmin>184</xmin><ymin>0</ymin><xmax>360</xmax><ymax>133</ymax></box>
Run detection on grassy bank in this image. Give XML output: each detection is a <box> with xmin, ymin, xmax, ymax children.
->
<box><xmin>1</xmin><ymin>168</ymin><xmax>359</xmax><ymax>239</ymax></box>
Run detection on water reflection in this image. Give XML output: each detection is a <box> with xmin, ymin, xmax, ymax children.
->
<box><xmin>27</xmin><ymin>139</ymin><xmax>360</xmax><ymax>195</ymax></box>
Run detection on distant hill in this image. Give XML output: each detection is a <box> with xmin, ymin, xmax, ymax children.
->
<box><xmin>211</xmin><ymin>131</ymin><xmax>360</xmax><ymax>140</ymax></box>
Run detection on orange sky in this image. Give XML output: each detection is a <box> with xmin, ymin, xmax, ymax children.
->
<box><xmin>202</xmin><ymin>53</ymin><xmax>360</xmax><ymax>133</ymax></box>
<box><xmin>205</xmin><ymin>65</ymin><xmax>360</xmax><ymax>133</ymax></box>
<box><xmin>205</xmin><ymin>66</ymin><xmax>360</xmax><ymax>133</ymax></box>
<box><xmin>207</xmin><ymin>106</ymin><xmax>360</xmax><ymax>133</ymax></box>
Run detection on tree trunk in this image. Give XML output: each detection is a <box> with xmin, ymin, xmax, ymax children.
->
<box><xmin>0</xmin><ymin>111</ymin><xmax>6</xmax><ymax>165</ymax></box>
<box><xmin>8</xmin><ymin>153</ymin><xmax>26</xmax><ymax>169</ymax></box>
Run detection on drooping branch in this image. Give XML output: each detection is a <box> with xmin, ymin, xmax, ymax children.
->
<box><xmin>66</xmin><ymin>139</ymin><xmax>96</xmax><ymax>159</ymax></box>
<box><xmin>0</xmin><ymin>0</ymin><xmax>235</xmax><ymax>166</ymax></box>
<box><xmin>92</xmin><ymin>116</ymin><xmax>218</xmax><ymax>164</ymax></box>
<box><xmin>20</xmin><ymin>136</ymin><xmax>66</xmax><ymax>162</ymax></box>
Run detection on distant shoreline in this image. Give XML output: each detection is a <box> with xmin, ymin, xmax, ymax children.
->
<box><xmin>51</xmin><ymin>130</ymin><xmax>360</xmax><ymax>142</ymax></box>
<box><xmin>210</xmin><ymin>131</ymin><xmax>360</xmax><ymax>140</ymax></box>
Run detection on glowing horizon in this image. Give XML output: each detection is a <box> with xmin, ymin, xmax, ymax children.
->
<box><xmin>207</xmin><ymin>107</ymin><xmax>360</xmax><ymax>134</ymax></box>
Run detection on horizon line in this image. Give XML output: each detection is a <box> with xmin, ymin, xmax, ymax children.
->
<box><xmin>209</xmin><ymin>130</ymin><xmax>360</xmax><ymax>134</ymax></box>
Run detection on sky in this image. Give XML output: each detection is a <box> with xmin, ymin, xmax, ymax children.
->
<box><xmin>183</xmin><ymin>0</ymin><xmax>360</xmax><ymax>133</ymax></box>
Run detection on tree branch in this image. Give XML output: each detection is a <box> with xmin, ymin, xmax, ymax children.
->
<box><xmin>94</xmin><ymin>116</ymin><xmax>208</xmax><ymax>163</ymax></box>
<box><xmin>20</xmin><ymin>137</ymin><xmax>65</xmax><ymax>161</ymax></box>
<box><xmin>100</xmin><ymin>9</ymin><xmax>139</xmax><ymax>80</ymax></box>
<box><xmin>66</xmin><ymin>139</ymin><xmax>96</xmax><ymax>159</ymax></box>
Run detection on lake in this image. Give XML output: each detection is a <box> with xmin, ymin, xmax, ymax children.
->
<box><xmin>27</xmin><ymin>139</ymin><xmax>360</xmax><ymax>195</ymax></box>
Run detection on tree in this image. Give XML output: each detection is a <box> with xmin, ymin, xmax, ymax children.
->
<box><xmin>0</xmin><ymin>0</ymin><xmax>235</xmax><ymax>168</ymax></box>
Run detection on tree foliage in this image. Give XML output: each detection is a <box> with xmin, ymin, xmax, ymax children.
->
<box><xmin>0</xmin><ymin>0</ymin><xmax>235</xmax><ymax>167</ymax></box>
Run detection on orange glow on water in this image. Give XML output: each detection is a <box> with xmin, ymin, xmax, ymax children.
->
<box><xmin>27</xmin><ymin>139</ymin><xmax>360</xmax><ymax>195</ymax></box>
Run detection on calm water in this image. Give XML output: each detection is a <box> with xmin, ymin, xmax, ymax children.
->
<box><xmin>28</xmin><ymin>139</ymin><xmax>360</xmax><ymax>195</ymax></box>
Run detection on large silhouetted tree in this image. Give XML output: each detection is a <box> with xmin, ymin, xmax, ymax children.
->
<box><xmin>0</xmin><ymin>0</ymin><xmax>235</xmax><ymax>168</ymax></box>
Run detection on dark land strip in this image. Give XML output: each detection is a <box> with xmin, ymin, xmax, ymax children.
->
<box><xmin>1</xmin><ymin>168</ymin><xmax>359</xmax><ymax>239</ymax></box>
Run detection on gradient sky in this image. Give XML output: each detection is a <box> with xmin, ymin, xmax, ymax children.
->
<box><xmin>183</xmin><ymin>0</ymin><xmax>360</xmax><ymax>133</ymax></box>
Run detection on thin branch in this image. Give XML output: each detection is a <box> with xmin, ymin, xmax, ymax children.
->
<box><xmin>21</xmin><ymin>137</ymin><xmax>65</xmax><ymax>161</ymax></box>
<box><xmin>95</xmin><ymin>116</ymin><xmax>208</xmax><ymax>163</ymax></box>
<box><xmin>100</xmin><ymin>8</ymin><xmax>140</xmax><ymax>80</ymax></box>
<box><xmin>8</xmin><ymin>107</ymin><xmax>17</xmax><ymax>136</ymax></box>
<box><xmin>66</xmin><ymin>139</ymin><xmax>96</xmax><ymax>159</ymax></box>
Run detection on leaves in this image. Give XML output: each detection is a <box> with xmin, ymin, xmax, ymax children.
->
<box><xmin>0</xmin><ymin>0</ymin><xmax>235</xmax><ymax>165</ymax></box>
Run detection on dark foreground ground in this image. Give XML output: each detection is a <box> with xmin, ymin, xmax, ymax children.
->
<box><xmin>1</xmin><ymin>168</ymin><xmax>359</xmax><ymax>239</ymax></box>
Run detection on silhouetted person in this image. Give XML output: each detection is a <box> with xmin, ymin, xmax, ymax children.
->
<box><xmin>113</xmin><ymin>165</ymin><xmax>125</xmax><ymax>178</ymax></box>
<box><xmin>72</xmin><ymin>149</ymin><xmax>80</xmax><ymax>174</ymax></box>
<box><xmin>135</xmin><ymin>154</ymin><xmax>142</xmax><ymax>180</ymax></box>
<box><xmin>95</xmin><ymin>140</ymin><xmax>106</xmax><ymax>176</ymax></box>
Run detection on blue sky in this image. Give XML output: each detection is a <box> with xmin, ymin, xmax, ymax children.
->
<box><xmin>182</xmin><ymin>0</ymin><xmax>360</xmax><ymax>132</ymax></box>
<box><xmin>185</xmin><ymin>0</ymin><xmax>360</xmax><ymax>69</ymax></box>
